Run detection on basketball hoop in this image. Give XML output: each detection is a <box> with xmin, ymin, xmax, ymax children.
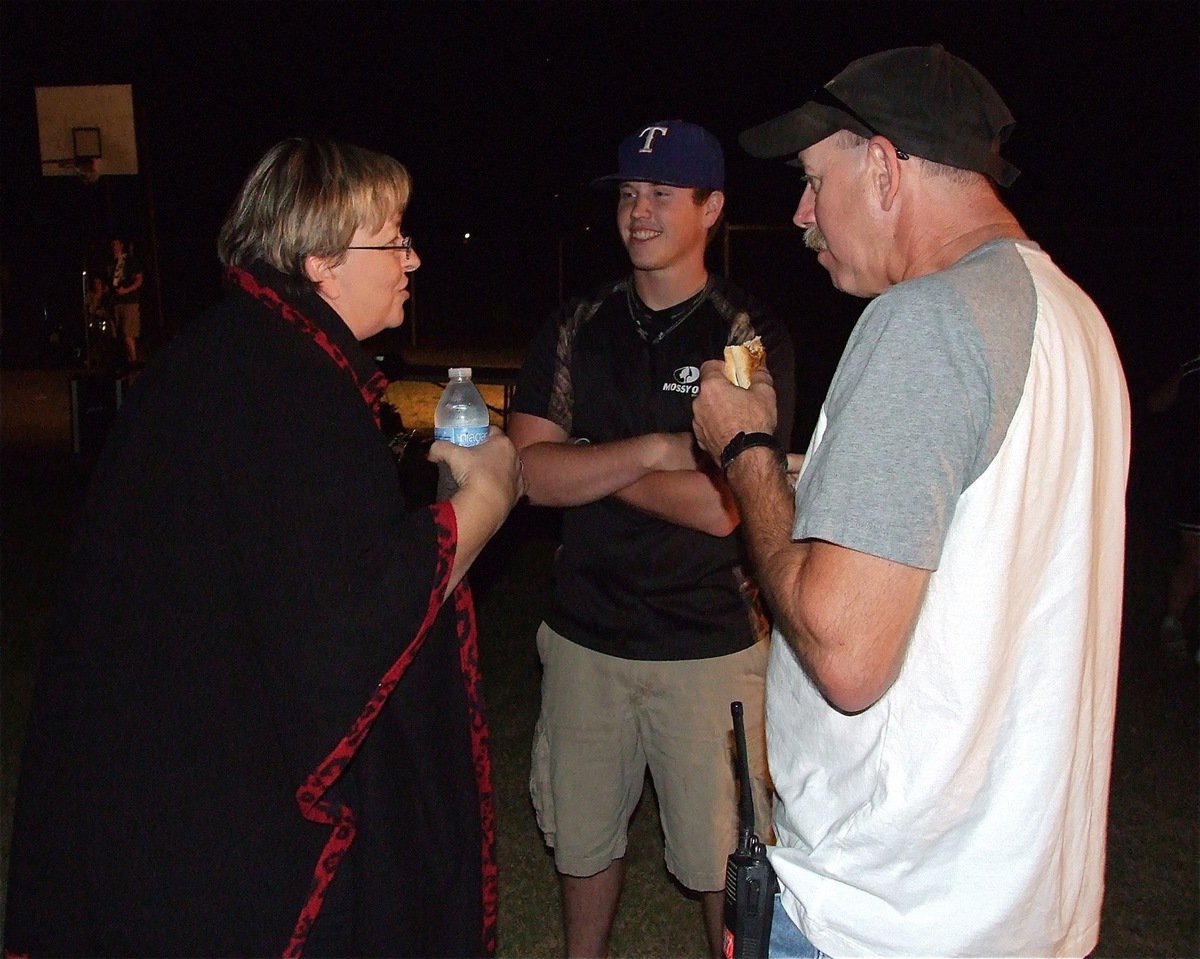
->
<box><xmin>38</xmin><ymin>114</ymin><xmax>116</xmax><ymax>182</ymax></box>
<box><xmin>43</xmin><ymin>155</ymin><xmax>102</xmax><ymax>184</ymax></box>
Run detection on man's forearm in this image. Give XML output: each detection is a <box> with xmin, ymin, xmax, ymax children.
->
<box><xmin>691</xmin><ymin>362</ymin><xmax>926</xmax><ymax>712</ymax></box>
<box><xmin>724</xmin><ymin>445</ymin><xmax>928</xmax><ymax>713</ymax></box>
<box><xmin>519</xmin><ymin>434</ymin><xmax>669</xmax><ymax>507</ymax></box>
<box><xmin>720</xmin><ymin>444</ymin><xmax>843</xmax><ymax>702</ymax></box>
<box><xmin>614</xmin><ymin>468</ymin><xmax>738</xmax><ymax>536</ymax></box>
<box><xmin>723</xmin><ymin>444</ymin><xmax>806</xmax><ymax>613</ymax></box>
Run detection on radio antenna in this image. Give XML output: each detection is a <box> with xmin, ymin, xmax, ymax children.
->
<box><xmin>731</xmin><ymin>701</ymin><xmax>754</xmax><ymax>852</ymax></box>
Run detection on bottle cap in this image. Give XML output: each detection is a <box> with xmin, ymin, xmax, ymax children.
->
<box><xmin>448</xmin><ymin>367</ymin><xmax>472</xmax><ymax>378</ymax></box>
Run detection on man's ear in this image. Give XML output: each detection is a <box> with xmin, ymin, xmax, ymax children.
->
<box><xmin>703</xmin><ymin>190</ymin><xmax>725</xmax><ymax>227</ymax></box>
<box><xmin>868</xmin><ymin>138</ymin><xmax>903</xmax><ymax>212</ymax></box>
<box><xmin>304</xmin><ymin>254</ymin><xmax>338</xmax><ymax>298</ymax></box>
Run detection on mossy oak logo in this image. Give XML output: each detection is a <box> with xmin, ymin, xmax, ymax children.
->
<box><xmin>663</xmin><ymin>365</ymin><xmax>700</xmax><ymax>394</ymax></box>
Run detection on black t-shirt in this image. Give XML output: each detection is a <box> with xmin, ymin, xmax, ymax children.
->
<box><xmin>512</xmin><ymin>274</ymin><xmax>796</xmax><ymax>660</ymax></box>
<box><xmin>110</xmin><ymin>250</ymin><xmax>143</xmax><ymax>303</ymax></box>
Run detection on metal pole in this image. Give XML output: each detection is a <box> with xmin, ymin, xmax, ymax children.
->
<box><xmin>81</xmin><ymin>266</ymin><xmax>92</xmax><ymax>368</ymax></box>
<box><xmin>129</xmin><ymin>86</ymin><xmax>164</xmax><ymax>347</ymax></box>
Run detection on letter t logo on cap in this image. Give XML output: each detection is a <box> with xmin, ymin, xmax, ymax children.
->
<box><xmin>638</xmin><ymin>126</ymin><xmax>669</xmax><ymax>153</ymax></box>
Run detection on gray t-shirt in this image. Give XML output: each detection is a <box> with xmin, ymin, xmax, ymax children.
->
<box><xmin>793</xmin><ymin>240</ymin><xmax>1037</xmax><ymax>570</ymax></box>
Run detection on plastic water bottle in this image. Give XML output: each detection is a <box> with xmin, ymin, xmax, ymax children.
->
<box><xmin>434</xmin><ymin>367</ymin><xmax>490</xmax><ymax>499</ymax></box>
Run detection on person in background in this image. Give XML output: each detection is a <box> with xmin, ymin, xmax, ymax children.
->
<box><xmin>692</xmin><ymin>46</ymin><xmax>1130</xmax><ymax>958</ymax></box>
<box><xmin>509</xmin><ymin>119</ymin><xmax>796</xmax><ymax>958</ymax></box>
<box><xmin>84</xmin><ymin>271</ymin><xmax>116</xmax><ymax>365</ymax></box>
<box><xmin>4</xmin><ymin>138</ymin><xmax>525</xmax><ymax>957</ymax></box>
<box><xmin>108</xmin><ymin>235</ymin><xmax>144</xmax><ymax>365</ymax></box>
<box><xmin>85</xmin><ymin>272</ymin><xmax>110</xmax><ymax>330</ymax></box>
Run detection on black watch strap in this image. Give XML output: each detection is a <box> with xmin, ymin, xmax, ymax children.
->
<box><xmin>720</xmin><ymin>431</ymin><xmax>785</xmax><ymax>473</ymax></box>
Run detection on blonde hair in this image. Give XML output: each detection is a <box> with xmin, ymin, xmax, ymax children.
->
<box><xmin>218</xmin><ymin>138</ymin><xmax>411</xmax><ymax>296</ymax></box>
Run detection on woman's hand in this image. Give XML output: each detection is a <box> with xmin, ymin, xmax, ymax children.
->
<box><xmin>429</xmin><ymin>428</ymin><xmax>527</xmax><ymax>595</ymax></box>
<box><xmin>429</xmin><ymin>427</ymin><xmax>527</xmax><ymax>508</ymax></box>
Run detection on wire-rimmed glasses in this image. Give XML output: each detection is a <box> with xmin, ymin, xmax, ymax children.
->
<box><xmin>347</xmin><ymin>234</ymin><xmax>416</xmax><ymax>254</ymax></box>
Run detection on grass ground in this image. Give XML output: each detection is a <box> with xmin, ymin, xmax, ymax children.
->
<box><xmin>1</xmin><ymin>367</ymin><xmax>1196</xmax><ymax>956</ymax></box>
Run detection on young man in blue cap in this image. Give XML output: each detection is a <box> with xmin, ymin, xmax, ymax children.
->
<box><xmin>693</xmin><ymin>46</ymin><xmax>1129</xmax><ymax>958</ymax></box>
<box><xmin>509</xmin><ymin>120</ymin><xmax>796</xmax><ymax>957</ymax></box>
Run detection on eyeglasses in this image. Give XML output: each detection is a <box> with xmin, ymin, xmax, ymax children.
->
<box><xmin>347</xmin><ymin>234</ymin><xmax>416</xmax><ymax>254</ymax></box>
<box><xmin>809</xmin><ymin>87</ymin><xmax>910</xmax><ymax>161</ymax></box>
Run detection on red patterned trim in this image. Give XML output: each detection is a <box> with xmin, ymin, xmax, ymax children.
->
<box><xmin>229</xmin><ymin>266</ymin><xmax>495</xmax><ymax>956</ymax></box>
<box><xmin>433</xmin><ymin>500</ymin><xmax>498</xmax><ymax>956</ymax></box>
<box><xmin>455</xmin><ymin>565</ymin><xmax>498</xmax><ymax>955</ymax></box>
<box><xmin>226</xmin><ymin>266</ymin><xmax>388</xmax><ymax>425</ymax></box>
<box><xmin>285</xmin><ymin>502</ymin><xmax>495</xmax><ymax>958</ymax></box>
<box><xmin>283</xmin><ymin>511</ymin><xmax>455</xmax><ymax>956</ymax></box>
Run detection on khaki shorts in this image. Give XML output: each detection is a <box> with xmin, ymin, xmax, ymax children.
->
<box><xmin>530</xmin><ymin>622</ymin><xmax>772</xmax><ymax>891</ymax></box>
<box><xmin>115</xmin><ymin>302</ymin><xmax>140</xmax><ymax>339</ymax></box>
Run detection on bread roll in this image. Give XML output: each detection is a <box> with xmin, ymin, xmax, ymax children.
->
<box><xmin>723</xmin><ymin>336</ymin><xmax>766</xmax><ymax>388</ymax></box>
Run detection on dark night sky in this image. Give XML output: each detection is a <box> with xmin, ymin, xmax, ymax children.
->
<box><xmin>2</xmin><ymin>0</ymin><xmax>1197</xmax><ymax>392</ymax></box>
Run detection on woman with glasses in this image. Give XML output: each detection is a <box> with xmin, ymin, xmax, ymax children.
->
<box><xmin>4</xmin><ymin>138</ymin><xmax>525</xmax><ymax>957</ymax></box>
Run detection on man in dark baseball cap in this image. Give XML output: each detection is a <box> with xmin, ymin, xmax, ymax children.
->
<box><xmin>691</xmin><ymin>45</ymin><xmax>1129</xmax><ymax>959</ymax></box>
<box><xmin>509</xmin><ymin>117</ymin><xmax>795</xmax><ymax>959</ymax></box>
<box><xmin>740</xmin><ymin>44</ymin><xmax>1019</xmax><ymax>186</ymax></box>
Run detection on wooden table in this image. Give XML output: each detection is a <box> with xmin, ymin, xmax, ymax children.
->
<box><xmin>386</xmin><ymin>362</ymin><xmax>521</xmax><ymax>428</ymax></box>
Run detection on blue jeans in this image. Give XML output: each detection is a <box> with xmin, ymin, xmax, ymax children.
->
<box><xmin>769</xmin><ymin>894</ymin><xmax>832</xmax><ymax>959</ymax></box>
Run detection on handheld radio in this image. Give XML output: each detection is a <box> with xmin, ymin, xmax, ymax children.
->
<box><xmin>722</xmin><ymin>700</ymin><xmax>776</xmax><ymax>959</ymax></box>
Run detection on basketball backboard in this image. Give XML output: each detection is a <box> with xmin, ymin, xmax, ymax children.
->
<box><xmin>36</xmin><ymin>84</ymin><xmax>139</xmax><ymax>177</ymax></box>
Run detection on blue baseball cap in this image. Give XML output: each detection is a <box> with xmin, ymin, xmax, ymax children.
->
<box><xmin>591</xmin><ymin>120</ymin><xmax>725</xmax><ymax>190</ymax></box>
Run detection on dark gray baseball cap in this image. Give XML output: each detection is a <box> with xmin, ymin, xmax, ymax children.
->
<box><xmin>739</xmin><ymin>45</ymin><xmax>1020</xmax><ymax>186</ymax></box>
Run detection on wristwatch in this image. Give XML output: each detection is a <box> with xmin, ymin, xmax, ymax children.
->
<box><xmin>720</xmin><ymin>431</ymin><xmax>786</xmax><ymax>474</ymax></box>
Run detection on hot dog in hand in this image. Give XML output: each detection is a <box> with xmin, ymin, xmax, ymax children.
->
<box><xmin>723</xmin><ymin>336</ymin><xmax>766</xmax><ymax>388</ymax></box>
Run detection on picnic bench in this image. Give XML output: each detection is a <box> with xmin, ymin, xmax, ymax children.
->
<box><xmin>381</xmin><ymin>359</ymin><xmax>521</xmax><ymax>429</ymax></box>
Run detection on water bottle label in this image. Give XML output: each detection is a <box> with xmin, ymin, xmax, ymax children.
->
<box><xmin>434</xmin><ymin>425</ymin><xmax>489</xmax><ymax>447</ymax></box>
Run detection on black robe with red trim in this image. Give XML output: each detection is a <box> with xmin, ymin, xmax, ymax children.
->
<box><xmin>3</xmin><ymin>263</ymin><xmax>496</xmax><ymax>957</ymax></box>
